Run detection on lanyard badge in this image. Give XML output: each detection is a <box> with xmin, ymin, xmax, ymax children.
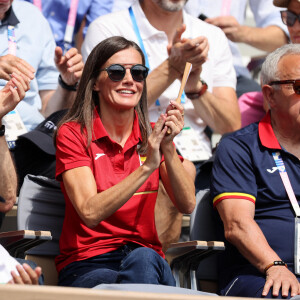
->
<box><xmin>2</xmin><ymin>110</ymin><xmax>27</xmax><ymax>149</ymax></box>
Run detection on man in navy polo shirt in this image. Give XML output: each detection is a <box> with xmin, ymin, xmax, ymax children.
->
<box><xmin>211</xmin><ymin>43</ymin><xmax>300</xmax><ymax>298</ymax></box>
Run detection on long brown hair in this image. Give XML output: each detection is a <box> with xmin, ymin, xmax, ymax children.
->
<box><xmin>55</xmin><ymin>36</ymin><xmax>151</xmax><ymax>154</ymax></box>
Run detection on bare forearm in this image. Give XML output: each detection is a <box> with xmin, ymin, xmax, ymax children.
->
<box><xmin>146</xmin><ymin>59</ymin><xmax>180</xmax><ymax>106</ymax></box>
<box><xmin>66</xmin><ymin>164</ymin><xmax>155</xmax><ymax>228</ymax></box>
<box><xmin>41</xmin><ymin>86</ymin><xmax>76</xmax><ymax>118</ymax></box>
<box><xmin>0</xmin><ymin>135</ymin><xmax>16</xmax><ymax>212</ymax></box>
<box><xmin>226</xmin><ymin>218</ymin><xmax>281</xmax><ymax>273</ymax></box>
<box><xmin>237</xmin><ymin>26</ymin><xmax>288</xmax><ymax>52</ymax></box>
<box><xmin>160</xmin><ymin>145</ymin><xmax>195</xmax><ymax>214</ymax></box>
<box><xmin>190</xmin><ymin>89</ymin><xmax>241</xmax><ymax>134</ymax></box>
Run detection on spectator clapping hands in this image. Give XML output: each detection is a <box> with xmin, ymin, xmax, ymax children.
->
<box><xmin>0</xmin><ymin>55</ymin><xmax>35</xmax><ymax>82</ymax></box>
<box><xmin>0</xmin><ymin>72</ymin><xmax>31</xmax><ymax>120</ymax></box>
<box><xmin>54</xmin><ymin>46</ymin><xmax>83</xmax><ymax>87</ymax></box>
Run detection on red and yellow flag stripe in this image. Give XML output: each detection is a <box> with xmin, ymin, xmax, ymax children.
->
<box><xmin>213</xmin><ymin>192</ymin><xmax>256</xmax><ymax>207</ymax></box>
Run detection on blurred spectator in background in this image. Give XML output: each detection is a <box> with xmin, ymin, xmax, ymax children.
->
<box><xmin>0</xmin><ymin>74</ymin><xmax>29</xmax><ymax>226</ymax></box>
<box><xmin>239</xmin><ymin>0</ymin><xmax>300</xmax><ymax>128</ymax></box>
<box><xmin>0</xmin><ymin>0</ymin><xmax>83</xmax><ymax>191</ymax></box>
<box><xmin>0</xmin><ymin>1</ymin><xmax>83</xmax><ymax>132</ymax></box>
<box><xmin>22</xmin><ymin>0</ymin><xmax>113</xmax><ymax>51</ymax></box>
<box><xmin>185</xmin><ymin>0</ymin><xmax>289</xmax><ymax>97</ymax></box>
<box><xmin>276</xmin><ymin>0</ymin><xmax>300</xmax><ymax>42</ymax></box>
<box><xmin>0</xmin><ymin>73</ymin><xmax>44</xmax><ymax>285</ymax></box>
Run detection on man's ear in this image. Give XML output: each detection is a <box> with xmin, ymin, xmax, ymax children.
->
<box><xmin>262</xmin><ymin>84</ymin><xmax>275</xmax><ymax>109</ymax></box>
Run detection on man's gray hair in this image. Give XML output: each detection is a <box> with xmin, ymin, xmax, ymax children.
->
<box><xmin>261</xmin><ymin>44</ymin><xmax>300</xmax><ymax>86</ymax></box>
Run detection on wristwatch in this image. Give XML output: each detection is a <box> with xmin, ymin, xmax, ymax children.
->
<box><xmin>0</xmin><ymin>125</ymin><xmax>5</xmax><ymax>137</ymax></box>
<box><xmin>58</xmin><ymin>74</ymin><xmax>78</xmax><ymax>91</ymax></box>
<box><xmin>185</xmin><ymin>79</ymin><xmax>208</xmax><ymax>100</ymax></box>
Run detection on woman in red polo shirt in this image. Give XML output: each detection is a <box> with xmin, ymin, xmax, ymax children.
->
<box><xmin>55</xmin><ymin>36</ymin><xmax>195</xmax><ymax>288</ymax></box>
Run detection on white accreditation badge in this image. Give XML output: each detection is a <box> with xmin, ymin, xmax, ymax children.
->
<box><xmin>174</xmin><ymin>127</ymin><xmax>211</xmax><ymax>162</ymax></box>
<box><xmin>2</xmin><ymin>110</ymin><xmax>27</xmax><ymax>149</ymax></box>
<box><xmin>294</xmin><ymin>217</ymin><xmax>300</xmax><ymax>275</ymax></box>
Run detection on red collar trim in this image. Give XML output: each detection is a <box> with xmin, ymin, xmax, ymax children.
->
<box><xmin>258</xmin><ymin>111</ymin><xmax>281</xmax><ymax>150</ymax></box>
<box><xmin>92</xmin><ymin>108</ymin><xmax>142</xmax><ymax>143</ymax></box>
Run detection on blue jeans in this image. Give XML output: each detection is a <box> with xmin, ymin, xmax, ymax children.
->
<box><xmin>58</xmin><ymin>243</ymin><xmax>176</xmax><ymax>288</ymax></box>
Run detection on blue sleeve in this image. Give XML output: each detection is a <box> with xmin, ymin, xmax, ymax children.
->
<box><xmin>35</xmin><ymin>13</ymin><xmax>59</xmax><ymax>91</ymax></box>
<box><xmin>83</xmin><ymin>0</ymin><xmax>114</xmax><ymax>37</ymax></box>
<box><xmin>210</xmin><ymin>134</ymin><xmax>257</xmax><ymax>207</ymax></box>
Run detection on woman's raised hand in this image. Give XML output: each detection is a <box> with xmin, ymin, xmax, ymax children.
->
<box><xmin>143</xmin><ymin>114</ymin><xmax>168</xmax><ymax>171</ymax></box>
<box><xmin>162</xmin><ymin>100</ymin><xmax>184</xmax><ymax>144</ymax></box>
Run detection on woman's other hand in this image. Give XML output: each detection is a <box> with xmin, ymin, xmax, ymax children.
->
<box><xmin>143</xmin><ymin>114</ymin><xmax>168</xmax><ymax>171</ymax></box>
<box><xmin>162</xmin><ymin>100</ymin><xmax>184</xmax><ymax>145</ymax></box>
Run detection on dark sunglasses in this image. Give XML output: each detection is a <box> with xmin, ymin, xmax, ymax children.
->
<box><xmin>280</xmin><ymin>10</ymin><xmax>300</xmax><ymax>27</ymax></box>
<box><xmin>99</xmin><ymin>64</ymin><xmax>149</xmax><ymax>82</ymax></box>
<box><xmin>269</xmin><ymin>79</ymin><xmax>300</xmax><ymax>94</ymax></box>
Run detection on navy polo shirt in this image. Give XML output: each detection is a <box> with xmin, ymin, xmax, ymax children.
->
<box><xmin>211</xmin><ymin>112</ymin><xmax>300</xmax><ymax>288</ymax></box>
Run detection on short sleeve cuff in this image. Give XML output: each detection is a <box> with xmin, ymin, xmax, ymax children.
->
<box><xmin>213</xmin><ymin>192</ymin><xmax>256</xmax><ymax>208</ymax></box>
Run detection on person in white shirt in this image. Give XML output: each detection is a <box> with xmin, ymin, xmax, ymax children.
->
<box><xmin>184</xmin><ymin>0</ymin><xmax>289</xmax><ymax>97</ymax></box>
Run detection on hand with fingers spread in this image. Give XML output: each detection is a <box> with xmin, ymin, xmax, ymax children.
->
<box><xmin>0</xmin><ymin>54</ymin><xmax>35</xmax><ymax>82</ymax></box>
<box><xmin>167</xmin><ymin>24</ymin><xmax>209</xmax><ymax>77</ymax></box>
<box><xmin>54</xmin><ymin>46</ymin><xmax>84</xmax><ymax>86</ymax></box>
<box><xmin>8</xmin><ymin>263</ymin><xmax>42</xmax><ymax>285</ymax></box>
<box><xmin>167</xmin><ymin>24</ymin><xmax>209</xmax><ymax>93</ymax></box>
<box><xmin>262</xmin><ymin>265</ymin><xmax>300</xmax><ymax>298</ymax></box>
<box><xmin>0</xmin><ymin>72</ymin><xmax>31</xmax><ymax>119</ymax></box>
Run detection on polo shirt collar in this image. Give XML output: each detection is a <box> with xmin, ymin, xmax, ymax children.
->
<box><xmin>132</xmin><ymin>1</ymin><xmax>167</xmax><ymax>41</ymax></box>
<box><xmin>258</xmin><ymin>111</ymin><xmax>281</xmax><ymax>150</ymax></box>
<box><xmin>0</xmin><ymin>6</ymin><xmax>19</xmax><ymax>27</ymax></box>
<box><xmin>92</xmin><ymin>108</ymin><xmax>142</xmax><ymax>144</ymax></box>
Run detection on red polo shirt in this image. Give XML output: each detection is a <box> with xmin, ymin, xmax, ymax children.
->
<box><xmin>55</xmin><ymin>109</ymin><xmax>163</xmax><ymax>273</ymax></box>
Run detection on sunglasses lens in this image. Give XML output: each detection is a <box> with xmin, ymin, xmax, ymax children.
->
<box><xmin>107</xmin><ymin>65</ymin><xmax>125</xmax><ymax>81</ymax></box>
<box><xmin>294</xmin><ymin>81</ymin><xmax>300</xmax><ymax>94</ymax></box>
<box><xmin>286</xmin><ymin>11</ymin><xmax>297</xmax><ymax>26</ymax></box>
<box><xmin>131</xmin><ymin>65</ymin><xmax>148</xmax><ymax>82</ymax></box>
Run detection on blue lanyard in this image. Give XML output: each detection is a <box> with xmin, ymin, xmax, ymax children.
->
<box><xmin>129</xmin><ymin>6</ymin><xmax>149</xmax><ymax>69</ymax></box>
<box><xmin>128</xmin><ymin>6</ymin><xmax>185</xmax><ymax>105</ymax></box>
